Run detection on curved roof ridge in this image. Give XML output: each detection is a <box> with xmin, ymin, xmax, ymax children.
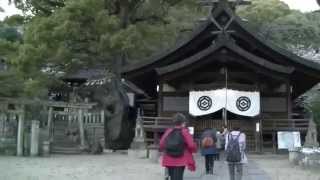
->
<box><xmin>156</xmin><ymin>39</ymin><xmax>293</xmax><ymax>76</ymax></box>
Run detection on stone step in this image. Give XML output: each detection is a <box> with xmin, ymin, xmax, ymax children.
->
<box><xmin>52</xmin><ymin>137</ymin><xmax>78</xmax><ymax>143</ymax></box>
<box><xmin>52</xmin><ymin>143</ymin><xmax>79</xmax><ymax>148</ymax></box>
<box><xmin>51</xmin><ymin>146</ymin><xmax>82</xmax><ymax>154</ymax></box>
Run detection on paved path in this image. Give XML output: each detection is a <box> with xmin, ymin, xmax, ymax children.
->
<box><xmin>184</xmin><ymin>155</ymin><xmax>271</xmax><ymax>180</ymax></box>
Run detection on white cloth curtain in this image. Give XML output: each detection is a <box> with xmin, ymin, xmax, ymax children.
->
<box><xmin>189</xmin><ymin>90</ymin><xmax>225</xmax><ymax>116</ymax></box>
<box><xmin>226</xmin><ymin>89</ymin><xmax>260</xmax><ymax>117</ymax></box>
<box><xmin>189</xmin><ymin>89</ymin><xmax>260</xmax><ymax>117</ymax></box>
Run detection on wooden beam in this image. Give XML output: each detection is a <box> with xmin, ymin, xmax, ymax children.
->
<box><xmin>0</xmin><ymin>97</ymin><xmax>97</xmax><ymax>109</ymax></box>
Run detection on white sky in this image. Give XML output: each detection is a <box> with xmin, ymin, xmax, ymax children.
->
<box><xmin>281</xmin><ymin>0</ymin><xmax>319</xmax><ymax>12</ymax></box>
<box><xmin>0</xmin><ymin>0</ymin><xmax>319</xmax><ymax>20</ymax></box>
<box><xmin>0</xmin><ymin>1</ymin><xmax>22</xmax><ymax>20</ymax></box>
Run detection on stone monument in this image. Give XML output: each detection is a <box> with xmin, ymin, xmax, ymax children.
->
<box><xmin>128</xmin><ymin>109</ymin><xmax>147</xmax><ymax>158</ymax></box>
<box><xmin>304</xmin><ymin>112</ymin><xmax>319</xmax><ymax>148</ymax></box>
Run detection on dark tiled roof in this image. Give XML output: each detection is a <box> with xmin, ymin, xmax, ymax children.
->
<box><xmin>64</xmin><ymin>68</ymin><xmax>147</xmax><ymax>96</ymax></box>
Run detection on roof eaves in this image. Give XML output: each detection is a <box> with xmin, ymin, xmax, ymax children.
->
<box><xmin>156</xmin><ymin>39</ymin><xmax>293</xmax><ymax>76</ymax></box>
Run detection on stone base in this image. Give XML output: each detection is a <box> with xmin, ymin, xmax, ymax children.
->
<box><xmin>42</xmin><ymin>141</ymin><xmax>50</xmax><ymax>157</ymax></box>
<box><xmin>130</xmin><ymin>139</ymin><xmax>146</xmax><ymax>149</ymax></box>
<box><xmin>148</xmin><ymin>148</ymin><xmax>160</xmax><ymax>163</ymax></box>
<box><xmin>128</xmin><ymin>149</ymin><xmax>147</xmax><ymax>159</ymax></box>
<box><xmin>289</xmin><ymin>150</ymin><xmax>301</xmax><ymax>165</ymax></box>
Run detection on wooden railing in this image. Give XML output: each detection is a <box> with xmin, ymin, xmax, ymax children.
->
<box><xmin>52</xmin><ymin>110</ymin><xmax>105</xmax><ymax>125</ymax></box>
<box><xmin>142</xmin><ymin>116</ymin><xmax>173</xmax><ymax>129</ymax></box>
<box><xmin>262</xmin><ymin>118</ymin><xmax>309</xmax><ymax>132</ymax></box>
<box><xmin>141</xmin><ymin>116</ymin><xmax>173</xmax><ymax>145</ymax></box>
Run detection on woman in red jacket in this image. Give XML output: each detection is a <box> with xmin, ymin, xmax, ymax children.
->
<box><xmin>159</xmin><ymin>113</ymin><xmax>197</xmax><ymax>180</ymax></box>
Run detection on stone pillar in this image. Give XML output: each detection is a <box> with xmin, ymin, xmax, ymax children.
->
<box><xmin>30</xmin><ymin>120</ymin><xmax>40</xmax><ymax>156</ymax></box>
<box><xmin>17</xmin><ymin>112</ymin><xmax>24</xmax><ymax>156</ymax></box>
<box><xmin>47</xmin><ymin>107</ymin><xmax>53</xmax><ymax>142</ymax></box>
<box><xmin>78</xmin><ymin>109</ymin><xmax>85</xmax><ymax>147</ymax></box>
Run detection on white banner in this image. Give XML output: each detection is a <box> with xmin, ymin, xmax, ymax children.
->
<box><xmin>189</xmin><ymin>90</ymin><xmax>225</xmax><ymax>116</ymax></box>
<box><xmin>189</xmin><ymin>89</ymin><xmax>260</xmax><ymax>117</ymax></box>
<box><xmin>226</xmin><ymin>89</ymin><xmax>260</xmax><ymax>117</ymax></box>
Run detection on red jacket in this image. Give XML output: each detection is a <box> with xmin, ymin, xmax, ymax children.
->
<box><xmin>159</xmin><ymin>126</ymin><xmax>197</xmax><ymax>171</ymax></box>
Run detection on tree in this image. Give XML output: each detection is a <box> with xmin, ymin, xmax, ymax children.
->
<box><xmin>237</xmin><ymin>0</ymin><xmax>291</xmax><ymax>32</ymax></box>
<box><xmin>13</xmin><ymin>0</ymin><xmax>203</xmax><ymax>75</ymax></box>
<box><xmin>238</xmin><ymin>0</ymin><xmax>320</xmax><ymax>56</ymax></box>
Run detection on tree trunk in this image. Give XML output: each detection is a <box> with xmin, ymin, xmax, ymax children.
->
<box><xmin>119</xmin><ymin>0</ymin><xmax>130</xmax><ymax>29</ymax></box>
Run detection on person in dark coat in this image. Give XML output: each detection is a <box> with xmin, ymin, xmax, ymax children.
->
<box><xmin>200</xmin><ymin>128</ymin><xmax>218</xmax><ymax>174</ymax></box>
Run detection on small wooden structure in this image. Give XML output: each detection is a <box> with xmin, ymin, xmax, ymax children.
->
<box><xmin>123</xmin><ymin>0</ymin><xmax>320</xmax><ymax>152</ymax></box>
<box><xmin>0</xmin><ymin>97</ymin><xmax>106</xmax><ymax>155</ymax></box>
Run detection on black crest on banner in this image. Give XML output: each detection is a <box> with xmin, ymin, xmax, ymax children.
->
<box><xmin>197</xmin><ymin>96</ymin><xmax>212</xmax><ymax>111</ymax></box>
<box><xmin>236</xmin><ymin>96</ymin><xmax>251</xmax><ymax>111</ymax></box>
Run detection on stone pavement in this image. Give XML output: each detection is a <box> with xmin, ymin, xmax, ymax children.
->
<box><xmin>184</xmin><ymin>155</ymin><xmax>271</xmax><ymax>180</ymax></box>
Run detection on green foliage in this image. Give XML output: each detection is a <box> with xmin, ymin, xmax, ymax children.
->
<box><xmin>2</xmin><ymin>0</ymin><xmax>318</xmax><ymax>101</ymax></box>
<box><xmin>238</xmin><ymin>0</ymin><xmax>320</xmax><ymax>51</ymax></box>
<box><xmin>268</xmin><ymin>11</ymin><xmax>320</xmax><ymax>50</ymax></box>
<box><xmin>0</xmin><ymin>70</ymin><xmax>25</xmax><ymax>97</ymax></box>
<box><xmin>237</xmin><ymin>0</ymin><xmax>291</xmax><ymax>30</ymax></box>
<box><xmin>2</xmin><ymin>15</ymin><xmax>25</xmax><ymax>26</ymax></box>
<box><xmin>14</xmin><ymin>0</ymin><xmax>203</xmax><ymax>74</ymax></box>
<box><xmin>0</xmin><ymin>27</ymin><xmax>21</xmax><ymax>42</ymax></box>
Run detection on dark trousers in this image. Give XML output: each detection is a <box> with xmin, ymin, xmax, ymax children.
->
<box><xmin>228</xmin><ymin>163</ymin><xmax>243</xmax><ymax>180</ymax></box>
<box><xmin>204</xmin><ymin>155</ymin><xmax>214</xmax><ymax>174</ymax></box>
<box><xmin>167</xmin><ymin>166</ymin><xmax>185</xmax><ymax>180</ymax></box>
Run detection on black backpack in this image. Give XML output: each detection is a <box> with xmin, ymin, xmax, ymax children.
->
<box><xmin>164</xmin><ymin>128</ymin><xmax>185</xmax><ymax>157</ymax></box>
<box><xmin>226</xmin><ymin>133</ymin><xmax>242</xmax><ymax>162</ymax></box>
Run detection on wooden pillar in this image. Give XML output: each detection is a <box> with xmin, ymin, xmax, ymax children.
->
<box><xmin>157</xmin><ymin>80</ymin><xmax>163</xmax><ymax>117</ymax></box>
<box><xmin>78</xmin><ymin>108</ymin><xmax>85</xmax><ymax>147</ymax></box>
<box><xmin>30</xmin><ymin>120</ymin><xmax>40</xmax><ymax>156</ymax></box>
<box><xmin>48</xmin><ymin>107</ymin><xmax>53</xmax><ymax>142</ymax></box>
<box><xmin>287</xmin><ymin>82</ymin><xmax>294</xmax><ymax>130</ymax></box>
<box><xmin>17</xmin><ymin>109</ymin><xmax>24</xmax><ymax>156</ymax></box>
<box><xmin>272</xmin><ymin>131</ymin><xmax>276</xmax><ymax>154</ymax></box>
<box><xmin>287</xmin><ymin>82</ymin><xmax>292</xmax><ymax>119</ymax></box>
<box><xmin>259</xmin><ymin>118</ymin><xmax>263</xmax><ymax>153</ymax></box>
<box><xmin>257</xmin><ymin>79</ymin><xmax>263</xmax><ymax>153</ymax></box>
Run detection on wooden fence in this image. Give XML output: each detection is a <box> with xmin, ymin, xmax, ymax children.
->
<box><xmin>51</xmin><ymin>110</ymin><xmax>105</xmax><ymax>125</ymax></box>
<box><xmin>140</xmin><ymin>117</ymin><xmax>310</xmax><ymax>152</ymax></box>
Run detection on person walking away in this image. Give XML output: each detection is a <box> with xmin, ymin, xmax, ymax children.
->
<box><xmin>225</xmin><ymin>127</ymin><xmax>247</xmax><ymax>180</ymax></box>
<box><xmin>159</xmin><ymin>113</ymin><xmax>197</xmax><ymax>180</ymax></box>
<box><xmin>216</xmin><ymin>131</ymin><xmax>222</xmax><ymax>160</ymax></box>
<box><xmin>200</xmin><ymin>128</ymin><xmax>218</xmax><ymax>174</ymax></box>
<box><xmin>219</xmin><ymin>125</ymin><xmax>228</xmax><ymax>159</ymax></box>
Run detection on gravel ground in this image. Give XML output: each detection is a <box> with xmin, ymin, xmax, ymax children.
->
<box><xmin>0</xmin><ymin>153</ymin><xmax>319</xmax><ymax>180</ymax></box>
<box><xmin>251</xmin><ymin>154</ymin><xmax>320</xmax><ymax>180</ymax></box>
<box><xmin>0</xmin><ymin>152</ymin><xmax>163</xmax><ymax>180</ymax></box>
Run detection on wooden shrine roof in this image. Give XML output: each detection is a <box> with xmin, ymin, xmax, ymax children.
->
<box><xmin>122</xmin><ymin>0</ymin><xmax>320</xmax><ymax>97</ymax></box>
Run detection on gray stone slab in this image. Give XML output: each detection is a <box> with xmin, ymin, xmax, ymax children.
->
<box><xmin>184</xmin><ymin>154</ymin><xmax>271</xmax><ymax>180</ymax></box>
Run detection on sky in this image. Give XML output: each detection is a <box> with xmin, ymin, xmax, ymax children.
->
<box><xmin>0</xmin><ymin>0</ymin><xmax>319</xmax><ymax>20</ymax></box>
